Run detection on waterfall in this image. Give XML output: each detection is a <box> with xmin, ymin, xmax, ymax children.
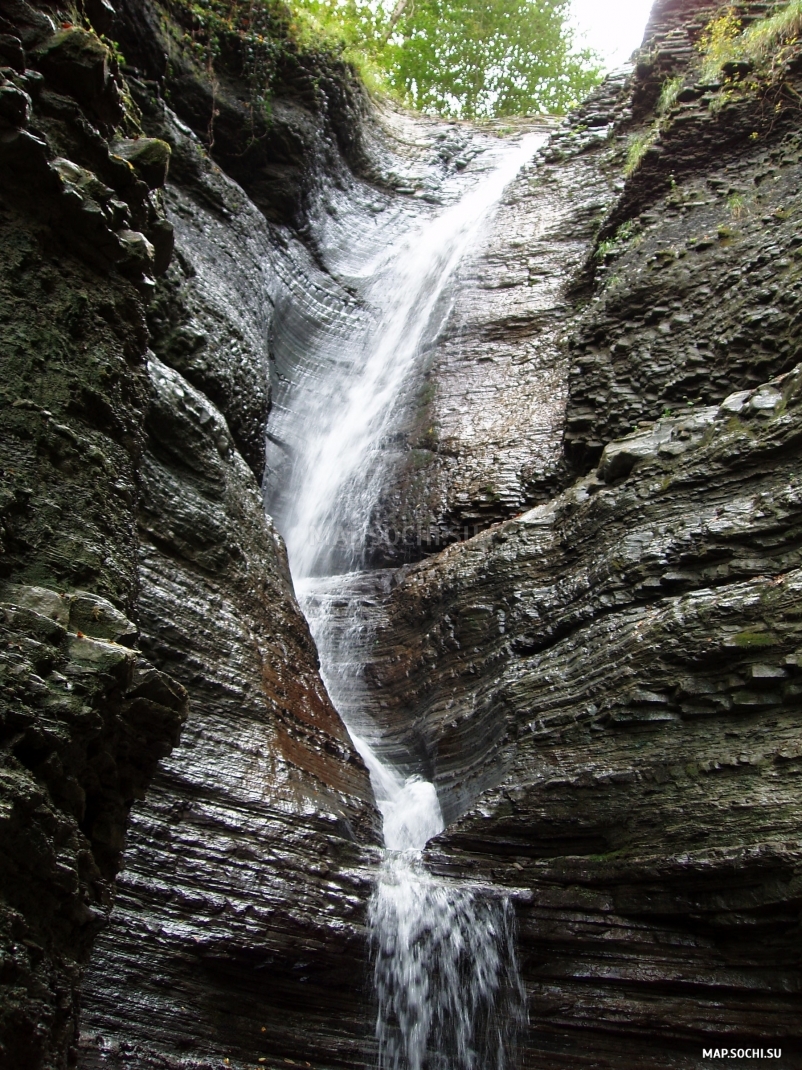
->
<box><xmin>278</xmin><ymin>131</ymin><xmax>540</xmax><ymax>1069</ymax></box>
<box><xmin>358</xmin><ymin>738</ymin><xmax>526</xmax><ymax>1070</ymax></box>
<box><xmin>281</xmin><ymin>134</ymin><xmax>543</xmax><ymax>579</ymax></box>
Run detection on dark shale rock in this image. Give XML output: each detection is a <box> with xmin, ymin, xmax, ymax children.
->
<box><xmin>0</xmin><ymin>5</ymin><xmax>188</xmax><ymax>1057</ymax></box>
<box><xmin>111</xmin><ymin>0</ymin><xmax>374</xmax><ymax>227</ymax></box>
<box><xmin>0</xmin><ymin>4</ymin><xmax>379</xmax><ymax>1068</ymax></box>
<box><xmin>83</xmin><ymin>0</ymin><xmax>116</xmax><ymax>39</ymax></box>
<box><xmin>345</xmin><ymin>363</ymin><xmax>802</xmax><ymax>1066</ymax></box>
<box><xmin>34</xmin><ymin>29</ymin><xmax>123</xmax><ymax>129</ymax></box>
<box><xmin>135</xmin><ymin>97</ymin><xmax>276</xmax><ymax>482</ymax></box>
<box><xmin>78</xmin><ymin>353</ymin><xmax>379</xmax><ymax>1070</ymax></box>
<box><xmin>359</xmin><ymin>87</ymin><xmax>633</xmax><ymax>566</ymax></box>
<box><xmin>0</xmin><ymin>32</ymin><xmax>26</xmax><ymax>71</ymax></box>
<box><xmin>110</xmin><ymin>137</ymin><xmax>171</xmax><ymax>192</ymax></box>
<box><xmin>565</xmin><ymin>0</ymin><xmax>802</xmax><ymax>473</ymax></box>
<box><xmin>70</xmin><ymin>10</ymin><xmax>383</xmax><ymax>1065</ymax></box>
<box><xmin>326</xmin><ymin>5</ymin><xmax>802</xmax><ymax>1057</ymax></box>
<box><xmin>5</xmin><ymin>0</ymin><xmax>802</xmax><ymax>1068</ymax></box>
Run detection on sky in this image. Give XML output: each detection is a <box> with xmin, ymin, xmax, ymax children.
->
<box><xmin>570</xmin><ymin>0</ymin><xmax>657</xmax><ymax>70</ymax></box>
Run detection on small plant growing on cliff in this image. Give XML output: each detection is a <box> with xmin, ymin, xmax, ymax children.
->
<box><xmin>741</xmin><ymin>0</ymin><xmax>802</xmax><ymax>67</ymax></box>
<box><xmin>698</xmin><ymin>7</ymin><xmax>742</xmax><ymax>83</ymax></box>
<box><xmin>698</xmin><ymin>1</ymin><xmax>802</xmax><ymax>83</ymax></box>
<box><xmin>170</xmin><ymin>0</ymin><xmax>291</xmax><ymax>132</ymax></box>
<box><xmin>727</xmin><ymin>191</ymin><xmax>747</xmax><ymax>218</ymax></box>
<box><xmin>624</xmin><ymin>128</ymin><xmax>658</xmax><ymax>176</ymax></box>
<box><xmin>596</xmin><ymin>219</ymin><xmax>640</xmax><ymax>260</ymax></box>
<box><xmin>657</xmin><ymin>75</ymin><xmax>684</xmax><ymax>115</ymax></box>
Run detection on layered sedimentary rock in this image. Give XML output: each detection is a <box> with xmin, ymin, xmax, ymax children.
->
<box><xmin>79</xmin><ymin>341</ymin><xmax>379</xmax><ymax>1068</ymax></box>
<box><xmin>0</xmin><ymin>2</ymin><xmax>186</xmax><ymax>1063</ymax></box>
<box><xmin>358</xmin><ymin>364</ymin><xmax>802</xmax><ymax>1062</ymax></box>
<box><xmin>343</xmin><ymin>3</ymin><xmax>802</xmax><ymax>1063</ymax></box>
<box><xmin>566</xmin><ymin>0</ymin><xmax>802</xmax><ymax>469</ymax></box>
<box><xmin>5</xmin><ymin>0</ymin><xmax>802</xmax><ymax>1067</ymax></box>
<box><xmin>362</xmin><ymin>89</ymin><xmax>632</xmax><ymax>564</ymax></box>
<box><xmin>0</xmin><ymin>2</ymin><xmax>379</xmax><ymax>1068</ymax></box>
<box><xmin>79</xmin><ymin>121</ymin><xmax>380</xmax><ymax>1069</ymax></box>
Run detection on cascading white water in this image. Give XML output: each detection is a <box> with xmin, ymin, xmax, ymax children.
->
<box><xmin>282</xmin><ymin>134</ymin><xmax>543</xmax><ymax>579</ymax></box>
<box><xmin>357</xmin><ymin>737</ymin><xmax>526</xmax><ymax>1070</ymax></box>
<box><xmin>369</xmin><ymin>857</ymin><xmax>525</xmax><ymax>1070</ymax></box>
<box><xmin>281</xmin><ymin>133</ymin><xmax>540</xmax><ymax>1070</ymax></box>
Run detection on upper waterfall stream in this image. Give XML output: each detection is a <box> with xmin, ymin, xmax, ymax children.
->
<box><xmin>278</xmin><ymin>131</ymin><xmax>541</xmax><ymax>1070</ymax></box>
<box><xmin>282</xmin><ymin>133</ymin><xmax>542</xmax><ymax>579</ymax></box>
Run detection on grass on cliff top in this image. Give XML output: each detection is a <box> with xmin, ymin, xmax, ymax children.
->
<box><xmin>699</xmin><ymin>1</ymin><xmax>802</xmax><ymax>83</ymax></box>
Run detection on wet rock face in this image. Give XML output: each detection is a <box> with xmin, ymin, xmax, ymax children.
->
<box><xmin>0</xmin><ymin>585</ymin><xmax>186</xmax><ymax>1070</ymax></box>
<box><xmin>111</xmin><ymin>0</ymin><xmax>373</xmax><ymax>227</ymax></box>
<box><xmin>363</xmin><ymin>89</ymin><xmax>632</xmax><ymax>566</ymax></box>
<box><xmin>140</xmin><ymin>106</ymin><xmax>276</xmax><ymax>483</ymax></box>
<box><xmin>72</xmin><ymin>19</ymin><xmax>381</xmax><ymax>1067</ymax></box>
<box><xmin>0</xmin><ymin>3</ymin><xmax>187</xmax><ymax>1056</ymax></box>
<box><xmin>565</xmin><ymin>22</ymin><xmax>802</xmax><ymax>470</ymax></box>
<box><xmin>342</xmin><ymin>9</ymin><xmax>802</xmax><ymax>1060</ymax></box>
<box><xmin>6</xmin><ymin>0</ymin><xmax>802</xmax><ymax>1067</ymax></box>
<box><xmin>361</xmin><ymin>363</ymin><xmax>802</xmax><ymax>1064</ymax></box>
<box><xmin>79</xmin><ymin>353</ymin><xmax>379</xmax><ymax>1070</ymax></box>
<box><xmin>0</xmin><ymin>2</ymin><xmax>379</xmax><ymax>1068</ymax></box>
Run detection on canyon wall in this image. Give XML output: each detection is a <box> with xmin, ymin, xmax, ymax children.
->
<box><xmin>0</xmin><ymin>2</ymin><xmax>379</xmax><ymax>1068</ymax></box>
<box><xmin>351</xmin><ymin>1</ymin><xmax>802</xmax><ymax>1064</ymax></box>
<box><xmin>2</xmin><ymin>0</ymin><xmax>802</xmax><ymax>1068</ymax></box>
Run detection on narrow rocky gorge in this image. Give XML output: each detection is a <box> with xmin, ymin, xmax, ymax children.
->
<box><xmin>1</xmin><ymin>0</ymin><xmax>801</xmax><ymax>1068</ymax></box>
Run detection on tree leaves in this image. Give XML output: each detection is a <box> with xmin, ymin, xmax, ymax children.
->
<box><xmin>293</xmin><ymin>0</ymin><xmax>601</xmax><ymax>118</ymax></box>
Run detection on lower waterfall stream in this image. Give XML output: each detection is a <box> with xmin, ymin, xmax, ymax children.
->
<box><xmin>280</xmin><ymin>132</ymin><xmax>540</xmax><ymax>1069</ymax></box>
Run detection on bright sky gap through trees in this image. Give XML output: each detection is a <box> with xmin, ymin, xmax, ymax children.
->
<box><xmin>570</xmin><ymin>0</ymin><xmax>655</xmax><ymax>70</ymax></box>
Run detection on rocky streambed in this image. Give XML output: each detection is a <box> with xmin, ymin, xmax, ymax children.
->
<box><xmin>1</xmin><ymin>0</ymin><xmax>802</xmax><ymax>1068</ymax></box>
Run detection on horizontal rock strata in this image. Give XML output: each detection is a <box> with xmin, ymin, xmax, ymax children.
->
<box><xmin>6</xmin><ymin>0</ymin><xmax>802</xmax><ymax>1067</ymax></box>
<box><xmin>0</xmin><ymin>1</ymin><xmax>187</xmax><ymax>1062</ymax></box>
<box><xmin>363</xmin><ymin>87</ymin><xmax>632</xmax><ymax>565</ymax></box>
<box><xmin>322</xmin><ymin>4</ymin><xmax>802</xmax><ymax>1062</ymax></box>
<box><xmin>76</xmin><ymin>9</ymin><xmax>383</xmax><ymax>1067</ymax></box>
<box><xmin>351</xmin><ymin>363</ymin><xmax>802</xmax><ymax>1065</ymax></box>
<box><xmin>0</xmin><ymin>2</ymin><xmax>381</xmax><ymax>1068</ymax></box>
<box><xmin>79</xmin><ymin>350</ymin><xmax>379</xmax><ymax>1070</ymax></box>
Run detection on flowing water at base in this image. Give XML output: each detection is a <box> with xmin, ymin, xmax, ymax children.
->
<box><xmin>283</xmin><ymin>133</ymin><xmax>539</xmax><ymax>1069</ymax></box>
<box><xmin>370</xmin><ymin>856</ymin><xmax>525</xmax><ymax>1070</ymax></box>
<box><xmin>361</xmin><ymin>756</ymin><xmax>526</xmax><ymax>1070</ymax></box>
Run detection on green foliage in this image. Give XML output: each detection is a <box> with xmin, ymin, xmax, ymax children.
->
<box><xmin>657</xmin><ymin>74</ymin><xmax>683</xmax><ymax>115</ymax></box>
<box><xmin>698</xmin><ymin>7</ymin><xmax>742</xmax><ymax>82</ymax></box>
<box><xmin>596</xmin><ymin>219</ymin><xmax>639</xmax><ymax>261</ymax></box>
<box><xmin>731</xmin><ymin>629</ymin><xmax>778</xmax><ymax>648</ymax></box>
<box><xmin>624</xmin><ymin>127</ymin><xmax>658</xmax><ymax>176</ymax></box>
<box><xmin>739</xmin><ymin>0</ymin><xmax>802</xmax><ymax>64</ymax></box>
<box><xmin>698</xmin><ymin>1</ymin><xmax>802</xmax><ymax>83</ymax></box>
<box><xmin>291</xmin><ymin>0</ymin><xmax>602</xmax><ymax>118</ymax></box>
<box><xmin>622</xmin><ymin>72</ymin><xmax>687</xmax><ymax>181</ymax></box>
<box><xmin>168</xmin><ymin>0</ymin><xmax>293</xmax><ymax>118</ymax></box>
<box><xmin>727</xmin><ymin>191</ymin><xmax>746</xmax><ymax>217</ymax></box>
<box><xmin>167</xmin><ymin>0</ymin><xmax>601</xmax><ymax>121</ymax></box>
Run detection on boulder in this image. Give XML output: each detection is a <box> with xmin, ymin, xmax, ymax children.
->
<box><xmin>111</xmin><ymin>136</ymin><xmax>171</xmax><ymax>190</ymax></box>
